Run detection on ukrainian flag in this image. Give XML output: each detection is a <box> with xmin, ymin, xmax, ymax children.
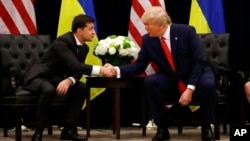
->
<box><xmin>188</xmin><ymin>0</ymin><xmax>225</xmax><ymax>112</ymax></box>
<box><xmin>57</xmin><ymin>0</ymin><xmax>105</xmax><ymax>109</ymax></box>
<box><xmin>189</xmin><ymin>0</ymin><xmax>225</xmax><ymax>33</ymax></box>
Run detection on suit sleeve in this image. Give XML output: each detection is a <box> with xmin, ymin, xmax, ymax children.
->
<box><xmin>52</xmin><ymin>40</ymin><xmax>93</xmax><ymax>76</ymax></box>
<box><xmin>187</xmin><ymin>26</ymin><xmax>207</xmax><ymax>85</ymax></box>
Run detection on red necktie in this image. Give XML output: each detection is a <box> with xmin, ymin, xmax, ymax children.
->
<box><xmin>160</xmin><ymin>37</ymin><xmax>186</xmax><ymax>93</ymax></box>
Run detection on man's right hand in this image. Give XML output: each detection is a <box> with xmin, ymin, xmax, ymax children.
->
<box><xmin>100</xmin><ymin>63</ymin><xmax>117</xmax><ymax>77</ymax></box>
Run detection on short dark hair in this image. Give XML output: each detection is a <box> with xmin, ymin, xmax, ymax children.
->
<box><xmin>71</xmin><ymin>14</ymin><xmax>95</xmax><ymax>33</ymax></box>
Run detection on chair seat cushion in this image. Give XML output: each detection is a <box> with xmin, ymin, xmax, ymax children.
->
<box><xmin>1</xmin><ymin>86</ymin><xmax>70</xmax><ymax>106</ymax></box>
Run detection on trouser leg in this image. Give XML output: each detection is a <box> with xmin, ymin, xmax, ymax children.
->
<box><xmin>36</xmin><ymin>81</ymin><xmax>56</xmax><ymax>128</ymax></box>
<box><xmin>144</xmin><ymin>74</ymin><xmax>176</xmax><ymax>127</ymax></box>
<box><xmin>195</xmin><ymin>73</ymin><xmax>217</xmax><ymax>124</ymax></box>
<box><xmin>65</xmin><ymin>82</ymin><xmax>87</xmax><ymax>128</ymax></box>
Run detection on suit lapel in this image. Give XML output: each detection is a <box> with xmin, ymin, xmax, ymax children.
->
<box><xmin>77</xmin><ymin>44</ymin><xmax>89</xmax><ymax>61</ymax></box>
<box><xmin>170</xmin><ymin>25</ymin><xmax>179</xmax><ymax>66</ymax></box>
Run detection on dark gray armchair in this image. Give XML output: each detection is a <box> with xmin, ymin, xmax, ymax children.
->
<box><xmin>201</xmin><ymin>33</ymin><xmax>231</xmax><ymax>139</ymax></box>
<box><xmin>0</xmin><ymin>34</ymin><xmax>90</xmax><ymax>141</ymax></box>
<box><xmin>230</xmin><ymin>69</ymin><xmax>250</xmax><ymax>124</ymax></box>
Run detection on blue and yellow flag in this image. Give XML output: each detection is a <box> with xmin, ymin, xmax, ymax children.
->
<box><xmin>189</xmin><ymin>0</ymin><xmax>225</xmax><ymax>34</ymax></box>
<box><xmin>57</xmin><ymin>0</ymin><xmax>105</xmax><ymax>109</ymax></box>
<box><xmin>188</xmin><ymin>0</ymin><xmax>225</xmax><ymax>112</ymax></box>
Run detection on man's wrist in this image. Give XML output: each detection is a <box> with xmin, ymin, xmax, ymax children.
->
<box><xmin>68</xmin><ymin>77</ymin><xmax>75</xmax><ymax>85</ymax></box>
<box><xmin>115</xmin><ymin>66</ymin><xmax>121</xmax><ymax>78</ymax></box>
<box><xmin>187</xmin><ymin>85</ymin><xmax>195</xmax><ymax>91</ymax></box>
<box><xmin>92</xmin><ymin>66</ymin><xmax>101</xmax><ymax>75</ymax></box>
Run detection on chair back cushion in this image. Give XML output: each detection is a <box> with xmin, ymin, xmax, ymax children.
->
<box><xmin>0</xmin><ymin>34</ymin><xmax>51</xmax><ymax>97</ymax></box>
<box><xmin>199</xmin><ymin>33</ymin><xmax>230</xmax><ymax>74</ymax></box>
<box><xmin>0</xmin><ymin>34</ymin><xmax>50</xmax><ymax>85</ymax></box>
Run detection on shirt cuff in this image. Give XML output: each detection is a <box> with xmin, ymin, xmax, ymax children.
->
<box><xmin>92</xmin><ymin>66</ymin><xmax>101</xmax><ymax>75</ymax></box>
<box><xmin>187</xmin><ymin>85</ymin><xmax>195</xmax><ymax>91</ymax></box>
<box><xmin>115</xmin><ymin>66</ymin><xmax>121</xmax><ymax>78</ymax></box>
<box><xmin>68</xmin><ymin>77</ymin><xmax>76</xmax><ymax>85</ymax></box>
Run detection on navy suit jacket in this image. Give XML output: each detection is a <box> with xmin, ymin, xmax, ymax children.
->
<box><xmin>119</xmin><ymin>23</ymin><xmax>213</xmax><ymax>86</ymax></box>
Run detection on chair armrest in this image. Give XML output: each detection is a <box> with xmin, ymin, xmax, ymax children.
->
<box><xmin>0</xmin><ymin>67</ymin><xmax>17</xmax><ymax>96</ymax></box>
<box><xmin>236</xmin><ymin>70</ymin><xmax>250</xmax><ymax>82</ymax></box>
<box><xmin>216</xmin><ymin>67</ymin><xmax>231</xmax><ymax>83</ymax></box>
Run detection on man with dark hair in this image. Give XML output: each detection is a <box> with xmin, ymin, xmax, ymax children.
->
<box><xmin>24</xmin><ymin>14</ymin><xmax>110</xmax><ymax>141</ymax></box>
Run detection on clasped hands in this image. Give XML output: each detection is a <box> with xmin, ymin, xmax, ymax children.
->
<box><xmin>100</xmin><ymin>63</ymin><xmax>117</xmax><ymax>77</ymax></box>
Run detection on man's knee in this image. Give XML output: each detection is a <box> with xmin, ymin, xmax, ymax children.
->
<box><xmin>39</xmin><ymin>82</ymin><xmax>55</xmax><ymax>95</ymax></box>
<box><xmin>199</xmin><ymin>78</ymin><xmax>216</xmax><ymax>91</ymax></box>
<box><xmin>144</xmin><ymin>75</ymin><xmax>159</xmax><ymax>87</ymax></box>
<box><xmin>72</xmin><ymin>82</ymin><xmax>88</xmax><ymax>96</ymax></box>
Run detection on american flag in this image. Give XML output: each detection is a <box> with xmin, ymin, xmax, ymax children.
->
<box><xmin>0</xmin><ymin>0</ymin><xmax>36</xmax><ymax>34</ymax></box>
<box><xmin>128</xmin><ymin>0</ymin><xmax>165</xmax><ymax>75</ymax></box>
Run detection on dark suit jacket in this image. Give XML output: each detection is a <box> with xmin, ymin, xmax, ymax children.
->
<box><xmin>119</xmin><ymin>23</ymin><xmax>213</xmax><ymax>86</ymax></box>
<box><xmin>23</xmin><ymin>32</ymin><xmax>93</xmax><ymax>91</ymax></box>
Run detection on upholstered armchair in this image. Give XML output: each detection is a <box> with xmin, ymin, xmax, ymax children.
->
<box><xmin>230</xmin><ymin>69</ymin><xmax>250</xmax><ymax>124</ymax></box>
<box><xmin>201</xmin><ymin>33</ymin><xmax>231</xmax><ymax>139</ymax></box>
<box><xmin>0</xmin><ymin>34</ymin><xmax>90</xmax><ymax>141</ymax></box>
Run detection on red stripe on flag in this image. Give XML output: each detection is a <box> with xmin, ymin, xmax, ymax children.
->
<box><xmin>129</xmin><ymin>20</ymin><xmax>142</xmax><ymax>47</ymax></box>
<box><xmin>12</xmin><ymin>0</ymin><xmax>37</xmax><ymax>34</ymax></box>
<box><xmin>129</xmin><ymin>0</ymin><xmax>165</xmax><ymax>76</ymax></box>
<box><xmin>150</xmin><ymin>61</ymin><xmax>159</xmax><ymax>72</ymax></box>
<box><xmin>132</xmin><ymin>0</ymin><xmax>145</xmax><ymax>17</ymax></box>
<box><xmin>149</xmin><ymin>0</ymin><xmax>161</xmax><ymax>6</ymax></box>
<box><xmin>0</xmin><ymin>1</ymin><xmax>20</xmax><ymax>34</ymax></box>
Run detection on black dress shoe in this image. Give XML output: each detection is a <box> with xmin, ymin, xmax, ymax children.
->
<box><xmin>152</xmin><ymin>127</ymin><xmax>170</xmax><ymax>141</ymax></box>
<box><xmin>201</xmin><ymin>128</ymin><xmax>215</xmax><ymax>141</ymax></box>
<box><xmin>60</xmin><ymin>128</ymin><xmax>88</xmax><ymax>141</ymax></box>
<box><xmin>31</xmin><ymin>130</ymin><xmax>43</xmax><ymax>141</ymax></box>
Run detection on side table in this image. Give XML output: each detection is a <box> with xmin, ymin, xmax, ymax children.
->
<box><xmin>85</xmin><ymin>76</ymin><xmax>146</xmax><ymax>139</ymax></box>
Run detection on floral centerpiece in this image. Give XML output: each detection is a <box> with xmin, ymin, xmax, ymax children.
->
<box><xmin>93</xmin><ymin>35</ymin><xmax>139</xmax><ymax>66</ymax></box>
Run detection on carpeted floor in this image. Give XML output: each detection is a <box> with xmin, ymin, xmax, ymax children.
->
<box><xmin>0</xmin><ymin>125</ymin><xmax>230</xmax><ymax>141</ymax></box>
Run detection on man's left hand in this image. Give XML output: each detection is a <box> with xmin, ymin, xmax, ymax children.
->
<box><xmin>178</xmin><ymin>88</ymin><xmax>194</xmax><ymax>106</ymax></box>
<box><xmin>56</xmin><ymin>78</ymin><xmax>72</xmax><ymax>95</ymax></box>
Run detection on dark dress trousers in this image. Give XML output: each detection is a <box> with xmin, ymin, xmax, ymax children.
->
<box><xmin>119</xmin><ymin>24</ymin><xmax>216</xmax><ymax>125</ymax></box>
<box><xmin>23</xmin><ymin>32</ymin><xmax>93</xmax><ymax>127</ymax></box>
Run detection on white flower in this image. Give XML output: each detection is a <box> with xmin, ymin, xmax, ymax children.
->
<box><xmin>108</xmin><ymin>47</ymin><xmax>116</xmax><ymax>55</ymax></box>
<box><xmin>119</xmin><ymin>48</ymin><xmax>129</xmax><ymax>56</ymax></box>
<box><xmin>94</xmin><ymin>35</ymin><xmax>139</xmax><ymax>61</ymax></box>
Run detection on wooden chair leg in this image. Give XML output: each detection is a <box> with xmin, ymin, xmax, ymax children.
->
<box><xmin>48</xmin><ymin>125</ymin><xmax>53</xmax><ymax>135</ymax></box>
<box><xmin>240</xmin><ymin>102</ymin><xmax>246</xmax><ymax>124</ymax></box>
<box><xmin>223</xmin><ymin>123</ymin><xmax>227</xmax><ymax>134</ymax></box>
<box><xmin>214</xmin><ymin>122</ymin><xmax>220</xmax><ymax>140</ymax></box>
<box><xmin>178</xmin><ymin>122</ymin><xmax>183</xmax><ymax>134</ymax></box>
<box><xmin>16</xmin><ymin>108</ymin><xmax>22</xmax><ymax>141</ymax></box>
<box><xmin>3</xmin><ymin>127</ymin><xmax>8</xmax><ymax>137</ymax></box>
<box><xmin>140</xmin><ymin>88</ymin><xmax>147</xmax><ymax>136</ymax></box>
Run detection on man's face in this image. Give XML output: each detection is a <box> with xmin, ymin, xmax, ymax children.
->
<box><xmin>79</xmin><ymin>22</ymin><xmax>96</xmax><ymax>42</ymax></box>
<box><xmin>143</xmin><ymin>19</ymin><xmax>162</xmax><ymax>37</ymax></box>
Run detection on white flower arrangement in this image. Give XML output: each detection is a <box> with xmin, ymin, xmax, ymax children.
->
<box><xmin>94</xmin><ymin>35</ymin><xmax>139</xmax><ymax>64</ymax></box>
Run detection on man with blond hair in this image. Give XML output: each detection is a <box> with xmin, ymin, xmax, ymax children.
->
<box><xmin>104</xmin><ymin>6</ymin><xmax>216</xmax><ymax>141</ymax></box>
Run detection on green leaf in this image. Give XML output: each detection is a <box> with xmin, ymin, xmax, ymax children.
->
<box><xmin>109</xmin><ymin>35</ymin><xmax>117</xmax><ymax>39</ymax></box>
<box><xmin>123</xmin><ymin>40</ymin><xmax>130</xmax><ymax>49</ymax></box>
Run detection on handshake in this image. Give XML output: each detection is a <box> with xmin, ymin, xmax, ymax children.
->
<box><xmin>100</xmin><ymin>63</ymin><xmax>117</xmax><ymax>77</ymax></box>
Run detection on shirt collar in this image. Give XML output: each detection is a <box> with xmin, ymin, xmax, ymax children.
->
<box><xmin>74</xmin><ymin>35</ymin><xmax>83</xmax><ymax>46</ymax></box>
<box><xmin>162</xmin><ymin>24</ymin><xmax>171</xmax><ymax>40</ymax></box>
